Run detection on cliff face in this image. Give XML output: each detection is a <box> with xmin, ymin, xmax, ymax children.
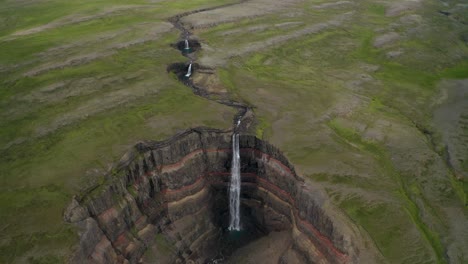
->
<box><xmin>65</xmin><ymin>128</ymin><xmax>374</xmax><ymax>264</ymax></box>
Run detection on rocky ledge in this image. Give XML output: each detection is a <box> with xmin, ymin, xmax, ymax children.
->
<box><xmin>64</xmin><ymin>128</ymin><xmax>379</xmax><ymax>264</ymax></box>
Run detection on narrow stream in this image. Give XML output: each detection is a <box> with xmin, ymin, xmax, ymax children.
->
<box><xmin>166</xmin><ymin>2</ymin><xmax>255</xmax><ymax>261</ymax></box>
<box><xmin>167</xmin><ymin>1</ymin><xmax>252</xmax><ymax>130</ymax></box>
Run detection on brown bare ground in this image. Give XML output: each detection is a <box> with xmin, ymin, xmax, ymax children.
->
<box><xmin>200</xmin><ymin>12</ymin><xmax>355</xmax><ymax>67</ymax></box>
<box><xmin>385</xmin><ymin>0</ymin><xmax>421</xmax><ymax>17</ymax></box>
<box><xmin>180</xmin><ymin>0</ymin><xmax>304</xmax><ymax>29</ymax></box>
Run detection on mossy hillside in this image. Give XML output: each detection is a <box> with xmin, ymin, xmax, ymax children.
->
<box><xmin>200</xmin><ymin>0</ymin><xmax>467</xmax><ymax>262</ymax></box>
<box><xmin>0</xmin><ymin>36</ymin><xmax>181</xmax><ymax>146</ymax></box>
<box><xmin>328</xmin><ymin>119</ymin><xmax>446</xmax><ymax>263</ymax></box>
<box><xmin>1</xmin><ymin>0</ymin><xmax>467</xmax><ymax>262</ymax></box>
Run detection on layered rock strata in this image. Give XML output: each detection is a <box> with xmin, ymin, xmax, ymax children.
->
<box><xmin>65</xmin><ymin>128</ymin><xmax>371</xmax><ymax>263</ymax></box>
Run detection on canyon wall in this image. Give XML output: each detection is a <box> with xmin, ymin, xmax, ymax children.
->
<box><xmin>64</xmin><ymin>128</ymin><xmax>376</xmax><ymax>263</ymax></box>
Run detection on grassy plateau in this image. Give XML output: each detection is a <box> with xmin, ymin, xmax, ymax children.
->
<box><xmin>0</xmin><ymin>0</ymin><xmax>467</xmax><ymax>263</ymax></box>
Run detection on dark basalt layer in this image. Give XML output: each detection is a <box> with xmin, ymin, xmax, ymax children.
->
<box><xmin>65</xmin><ymin>128</ymin><xmax>373</xmax><ymax>264</ymax></box>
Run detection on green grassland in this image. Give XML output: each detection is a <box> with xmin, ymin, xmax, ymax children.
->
<box><xmin>0</xmin><ymin>0</ymin><xmax>235</xmax><ymax>263</ymax></box>
<box><xmin>1</xmin><ymin>0</ymin><xmax>467</xmax><ymax>263</ymax></box>
<box><xmin>198</xmin><ymin>1</ymin><xmax>468</xmax><ymax>263</ymax></box>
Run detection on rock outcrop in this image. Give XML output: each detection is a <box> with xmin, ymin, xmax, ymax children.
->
<box><xmin>65</xmin><ymin>128</ymin><xmax>378</xmax><ymax>263</ymax></box>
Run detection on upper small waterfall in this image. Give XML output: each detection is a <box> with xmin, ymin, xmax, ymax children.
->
<box><xmin>228</xmin><ymin>133</ymin><xmax>241</xmax><ymax>231</ymax></box>
<box><xmin>184</xmin><ymin>39</ymin><xmax>190</xmax><ymax>50</ymax></box>
<box><xmin>185</xmin><ymin>63</ymin><xmax>192</xmax><ymax>78</ymax></box>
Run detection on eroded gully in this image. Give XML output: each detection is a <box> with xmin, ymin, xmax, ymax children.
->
<box><xmin>167</xmin><ymin>0</ymin><xmax>253</xmax><ymax>133</ymax></box>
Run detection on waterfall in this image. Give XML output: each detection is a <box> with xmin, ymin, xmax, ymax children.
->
<box><xmin>185</xmin><ymin>63</ymin><xmax>192</xmax><ymax>78</ymax></box>
<box><xmin>228</xmin><ymin>133</ymin><xmax>241</xmax><ymax>231</ymax></box>
<box><xmin>184</xmin><ymin>39</ymin><xmax>190</xmax><ymax>50</ymax></box>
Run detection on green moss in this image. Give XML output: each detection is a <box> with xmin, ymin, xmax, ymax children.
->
<box><xmin>128</xmin><ymin>185</ymin><xmax>137</xmax><ymax>197</ymax></box>
<box><xmin>27</xmin><ymin>255</ymin><xmax>63</xmax><ymax>264</ymax></box>
<box><xmin>367</xmin><ymin>3</ymin><xmax>386</xmax><ymax>16</ymax></box>
<box><xmin>219</xmin><ymin>67</ymin><xmax>236</xmax><ymax>92</ymax></box>
<box><xmin>0</xmin><ymin>217</ymin><xmax>75</xmax><ymax>263</ymax></box>
<box><xmin>255</xmin><ymin>116</ymin><xmax>270</xmax><ymax>139</ymax></box>
<box><xmin>130</xmin><ymin>226</ymin><xmax>139</xmax><ymax>238</ymax></box>
<box><xmin>351</xmin><ymin>28</ymin><xmax>378</xmax><ymax>61</ymax></box>
<box><xmin>328</xmin><ymin>119</ymin><xmax>381</xmax><ymax>155</ymax></box>
<box><xmin>450</xmin><ymin>176</ymin><xmax>468</xmax><ymax>206</ymax></box>
<box><xmin>339</xmin><ymin>198</ymin><xmax>405</xmax><ymax>257</ymax></box>
<box><xmin>328</xmin><ymin>117</ymin><xmax>446</xmax><ymax>263</ymax></box>
<box><xmin>401</xmin><ymin>191</ymin><xmax>446</xmax><ymax>264</ymax></box>
<box><xmin>154</xmin><ymin>233</ymin><xmax>175</xmax><ymax>255</ymax></box>
<box><xmin>465</xmin><ymin>181</ymin><xmax>468</xmax><ymax>207</ymax></box>
<box><xmin>441</xmin><ymin>61</ymin><xmax>468</xmax><ymax>79</ymax></box>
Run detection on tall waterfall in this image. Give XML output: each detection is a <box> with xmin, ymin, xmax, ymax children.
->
<box><xmin>184</xmin><ymin>39</ymin><xmax>190</xmax><ymax>50</ymax></box>
<box><xmin>228</xmin><ymin>133</ymin><xmax>241</xmax><ymax>231</ymax></box>
<box><xmin>185</xmin><ymin>63</ymin><xmax>192</xmax><ymax>78</ymax></box>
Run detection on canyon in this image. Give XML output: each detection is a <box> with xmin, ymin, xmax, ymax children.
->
<box><xmin>64</xmin><ymin>128</ymin><xmax>379</xmax><ymax>263</ymax></box>
<box><xmin>1</xmin><ymin>0</ymin><xmax>466</xmax><ymax>263</ymax></box>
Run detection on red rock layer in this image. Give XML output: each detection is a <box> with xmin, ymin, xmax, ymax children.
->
<box><xmin>65</xmin><ymin>129</ymin><xmax>360</xmax><ymax>264</ymax></box>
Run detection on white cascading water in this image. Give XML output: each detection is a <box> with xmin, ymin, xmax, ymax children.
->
<box><xmin>184</xmin><ymin>39</ymin><xmax>190</xmax><ymax>50</ymax></box>
<box><xmin>228</xmin><ymin>133</ymin><xmax>241</xmax><ymax>231</ymax></box>
<box><xmin>185</xmin><ymin>63</ymin><xmax>192</xmax><ymax>78</ymax></box>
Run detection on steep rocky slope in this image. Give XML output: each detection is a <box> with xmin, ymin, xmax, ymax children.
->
<box><xmin>65</xmin><ymin>128</ymin><xmax>381</xmax><ymax>263</ymax></box>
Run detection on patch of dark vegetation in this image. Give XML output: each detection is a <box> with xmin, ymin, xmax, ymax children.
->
<box><xmin>460</xmin><ymin>31</ymin><xmax>468</xmax><ymax>45</ymax></box>
<box><xmin>438</xmin><ymin>10</ymin><xmax>451</xmax><ymax>17</ymax></box>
